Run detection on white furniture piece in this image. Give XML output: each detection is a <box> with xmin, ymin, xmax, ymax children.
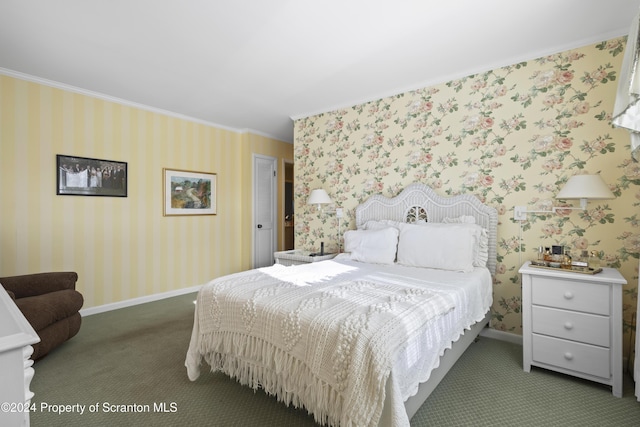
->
<box><xmin>520</xmin><ymin>261</ymin><xmax>626</xmax><ymax>397</ymax></box>
<box><xmin>273</xmin><ymin>250</ymin><xmax>337</xmax><ymax>266</ymax></box>
<box><xmin>0</xmin><ymin>285</ymin><xmax>40</xmax><ymax>427</ymax></box>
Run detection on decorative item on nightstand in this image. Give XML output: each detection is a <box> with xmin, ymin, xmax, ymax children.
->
<box><xmin>589</xmin><ymin>251</ymin><xmax>601</xmax><ymax>269</ymax></box>
<box><xmin>571</xmin><ymin>250</ymin><xmax>590</xmax><ymax>271</ymax></box>
<box><xmin>519</xmin><ymin>261</ymin><xmax>627</xmax><ymax>397</ymax></box>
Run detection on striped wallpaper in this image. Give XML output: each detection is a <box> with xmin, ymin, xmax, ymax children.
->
<box><xmin>0</xmin><ymin>74</ymin><xmax>293</xmax><ymax>310</ymax></box>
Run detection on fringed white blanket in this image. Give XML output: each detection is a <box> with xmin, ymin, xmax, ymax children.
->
<box><xmin>185</xmin><ymin>264</ymin><xmax>455</xmax><ymax>427</ymax></box>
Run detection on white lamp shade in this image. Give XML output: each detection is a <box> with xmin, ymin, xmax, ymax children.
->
<box><xmin>555</xmin><ymin>174</ymin><xmax>614</xmax><ymax>201</ymax></box>
<box><xmin>308</xmin><ymin>189</ymin><xmax>332</xmax><ymax>206</ymax></box>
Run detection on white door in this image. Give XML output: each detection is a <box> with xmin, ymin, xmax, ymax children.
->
<box><xmin>253</xmin><ymin>154</ymin><xmax>277</xmax><ymax>268</ymax></box>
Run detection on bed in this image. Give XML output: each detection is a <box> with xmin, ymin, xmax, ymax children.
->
<box><xmin>185</xmin><ymin>183</ymin><xmax>498</xmax><ymax>426</ymax></box>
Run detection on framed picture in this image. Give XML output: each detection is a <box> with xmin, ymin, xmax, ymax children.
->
<box><xmin>56</xmin><ymin>154</ymin><xmax>127</xmax><ymax>197</ymax></box>
<box><xmin>163</xmin><ymin>168</ymin><xmax>217</xmax><ymax>216</ymax></box>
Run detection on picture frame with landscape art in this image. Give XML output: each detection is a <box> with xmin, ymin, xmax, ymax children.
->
<box><xmin>56</xmin><ymin>154</ymin><xmax>127</xmax><ymax>197</ymax></box>
<box><xmin>163</xmin><ymin>168</ymin><xmax>216</xmax><ymax>216</ymax></box>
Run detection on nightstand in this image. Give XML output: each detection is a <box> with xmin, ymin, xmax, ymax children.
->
<box><xmin>274</xmin><ymin>250</ymin><xmax>337</xmax><ymax>266</ymax></box>
<box><xmin>520</xmin><ymin>261</ymin><xmax>627</xmax><ymax>397</ymax></box>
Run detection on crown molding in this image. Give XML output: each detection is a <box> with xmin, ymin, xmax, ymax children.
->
<box><xmin>0</xmin><ymin>67</ymin><xmax>266</xmax><ymax>138</ymax></box>
<box><xmin>291</xmin><ymin>29</ymin><xmax>629</xmax><ymax>122</ymax></box>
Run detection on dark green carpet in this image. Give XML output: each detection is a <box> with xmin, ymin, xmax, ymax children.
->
<box><xmin>29</xmin><ymin>292</ymin><xmax>640</xmax><ymax>426</ymax></box>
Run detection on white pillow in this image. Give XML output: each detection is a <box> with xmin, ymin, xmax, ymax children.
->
<box><xmin>438</xmin><ymin>221</ymin><xmax>488</xmax><ymax>266</ymax></box>
<box><xmin>474</xmin><ymin>227</ymin><xmax>489</xmax><ymax>267</ymax></box>
<box><xmin>396</xmin><ymin>223</ymin><xmax>486</xmax><ymax>272</ymax></box>
<box><xmin>343</xmin><ymin>227</ymin><xmax>399</xmax><ymax>265</ymax></box>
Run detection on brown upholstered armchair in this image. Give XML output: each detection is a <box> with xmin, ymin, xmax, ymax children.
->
<box><xmin>0</xmin><ymin>272</ymin><xmax>83</xmax><ymax>360</ymax></box>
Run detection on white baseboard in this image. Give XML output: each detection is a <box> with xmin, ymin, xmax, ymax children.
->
<box><xmin>80</xmin><ymin>285</ymin><xmax>202</xmax><ymax>317</ymax></box>
<box><xmin>480</xmin><ymin>328</ymin><xmax>523</xmax><ymax>345</ymax></box>
<box><xmin>82</xmin><ymin>292</ymin><xmax>526</xmax><ymax>342</ymax></box>
<box><xmin>80</xmin><ymin>292</ymin><xmax>526</xmax><ymax>348</ymax></box>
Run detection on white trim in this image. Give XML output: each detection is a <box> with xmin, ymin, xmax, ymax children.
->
<box><xmin>291</xmin><ymin>29</ymin><xmax>629</xmax><ymax>122</ymax></box>
<box><xmin>79</xmin><ymin>285</ymin><xmax>202</xmax><ymax>317</ymax></box>
<box><xmin>0</xmin><ymin>67</ymin><xmax>289</xmax><ymax>143</ymax></box>
<box><xmin>480</xmin><ymin>328</ymin><xmax>523</xmax><ymax>346</ymax></box>
<box><xmin>78</xmin><ymin>285</ymin><xmax>524</xmax><ymax>348</ymax></box>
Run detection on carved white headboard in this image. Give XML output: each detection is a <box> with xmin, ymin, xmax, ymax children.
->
<box><xmin>355</xmin><ymin>183</ymin><xmax>498</xmax><ymax>275</ymax></box>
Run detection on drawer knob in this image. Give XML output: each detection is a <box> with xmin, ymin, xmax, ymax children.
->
<box><xmin>564</xmin><ymin>352</ymin><xmax>574</xmax><ymax>361</ymax></box>
<box><xmin>563</xmin><ymin>291</ymin><xmax>574</xmax><ymax>300</ymax></box>
<box><xmin>564</xmin><ymin>322</ymin><xmax>573</xmax><ymax>330</ymax></box>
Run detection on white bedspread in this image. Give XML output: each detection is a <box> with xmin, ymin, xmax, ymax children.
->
<box><xmin>186</xmin><ymin>256</ymin><xmax>492</xmax><ymax>427</ymax></box>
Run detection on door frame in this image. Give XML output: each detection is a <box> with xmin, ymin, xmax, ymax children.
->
<box><xmin>283</xmin><ymin>160</ymin><xmax>295</xmax><ymax>250</ymax></box>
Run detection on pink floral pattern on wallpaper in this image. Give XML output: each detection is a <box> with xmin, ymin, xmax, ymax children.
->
<box><xmin>294</xmin><ymin>37</ymin><xmax>639</xmax><ymax>346</ymax></box>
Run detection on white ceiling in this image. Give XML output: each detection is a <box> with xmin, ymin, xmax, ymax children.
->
<box><xmin>1</xmin><ymin>0</ymin><xmax>638</xmax><ymax>143</ymax></box>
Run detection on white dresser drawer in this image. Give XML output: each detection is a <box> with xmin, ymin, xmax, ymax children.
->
<box><xmin>531</xmin><ymin>276</ymin><xmax>609</xmax><ymax>315</ymax></box>
<box><xmin>532</xmin><ymin>334</ymin><xmax>610</xmax><ymax>379</ymax></box>
<box><xmin>532</xmin><ymin>306</ymin><xmax>609</xmax><ymax>347</ymax></box>
<box><xmin>521</xmin><ymin>263</ymin><xmax>626</xmax><ymax>396</ymax></box>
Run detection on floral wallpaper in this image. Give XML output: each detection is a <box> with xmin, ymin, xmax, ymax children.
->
<box><xmin>293</xmin><ymin>37</ymin><xmax>639</xmax><ymax>354</ymax></box>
